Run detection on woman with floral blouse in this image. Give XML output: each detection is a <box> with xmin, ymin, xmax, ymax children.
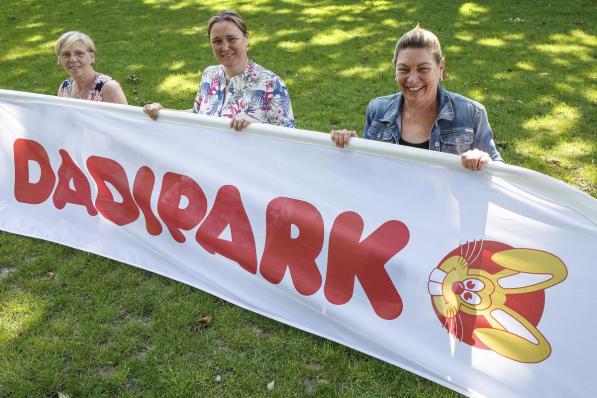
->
<box><xmin>144</xmin><ymin>10</ymin><xmax>294</xmax><ymax>131</ymax></box>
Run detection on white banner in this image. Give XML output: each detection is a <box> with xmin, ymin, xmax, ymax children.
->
<box><xmin>1</xmin><ymin>89</ymin><xmax>596</xmax><ymax>398</ymax></box>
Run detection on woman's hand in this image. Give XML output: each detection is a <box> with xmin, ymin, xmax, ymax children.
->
<box><xmin>143</xmin><ymin>103</ymin><xmax>163</xmax><ymax>120</ymax></box>
<box><xmin>461</xmin><ymin>149</ymin><xmax>491</xmax><ymax>171</ymax></box>
<box><xmin>230</xmin><ymin>116</ymin><xmax>253</xmax><ymax>131</ymax></box>
<box><xmin>330</xmin><ymin>129</ymin><xmax>358</xmax><ymax>148</ymax></box>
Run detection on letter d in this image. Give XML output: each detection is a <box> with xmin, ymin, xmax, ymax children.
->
<box><xmin>13</xmin><ymin>138</ymin><xmax>56</xmax><ymax>204</ymax></box>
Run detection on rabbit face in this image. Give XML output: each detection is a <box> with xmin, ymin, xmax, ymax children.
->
<box><xmin>428</xmin><ymin>240</ymin><xmax>567</xmax><ymax>363</ymax></box>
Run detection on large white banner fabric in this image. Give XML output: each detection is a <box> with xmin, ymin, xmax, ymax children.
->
<box><xmin>1</xmin><ymin>90</ymin><xmax>596</xmax><ymax>397</ymax></box>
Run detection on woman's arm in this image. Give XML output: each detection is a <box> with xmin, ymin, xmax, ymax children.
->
<box><xmin>460</xmin><ymin>104</ymin><xmax>503</xmax><ymax>171</ymax></box>
<box><xmin>102</xmin><ymin>80</ymin><xmax>128</xmax><ymax>105</ymax></box>
<box><xmin>471</xmin><ymin>105</ymin><xmax>502</xmax><ymax>161</ymax></box>
<box><xmin>265</xmin><ymin>76</ymin><xmax>295</xmax><ymax>128</ymax></box>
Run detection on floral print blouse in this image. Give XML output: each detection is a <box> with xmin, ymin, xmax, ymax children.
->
<box><xmin>58</xmin><ymin>73</ymin><xmax>112</xmax><ymax>102</ymax></box>
<box><xmin>193</xmin><ymin>61</ymin><xmax>295</xmax><ymax>128</ymax></box>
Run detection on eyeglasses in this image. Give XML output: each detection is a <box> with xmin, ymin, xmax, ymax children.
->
<box><xmin>60</xmin><ymin>50</ymin><xmax>89</xmax><ymax>59</ymax></box>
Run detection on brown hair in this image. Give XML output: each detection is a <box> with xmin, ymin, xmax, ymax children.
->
<box><xmin>207</xmin><ymin>10</ymin><xmax>248</xmax><ymax>38</ymax></box>
<box><xmin>393</xmin><ymin>24</ymin><xmax>443</xmax><ymax>64</ymax></box>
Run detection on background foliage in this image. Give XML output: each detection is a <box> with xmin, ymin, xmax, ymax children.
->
<box><xmin>0</xmin><ymin>0</ymin><xmax>595</xmax><ymax>397</ymax></box>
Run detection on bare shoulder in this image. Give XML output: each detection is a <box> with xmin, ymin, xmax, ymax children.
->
<box><xmin>102</xmin><ymin>79</ymin><xmax>128</xmax><ymax>105</ymax></box>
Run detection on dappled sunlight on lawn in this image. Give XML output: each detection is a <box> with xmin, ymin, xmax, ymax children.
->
<box><xmin>168</xmin><ymin>60</ymin><xmax>187</xmax><ymax>71</ymax></box>
<box><xmin>272</xmin><ymin>28</ymin><xmax>302</xmax><ymax>39</ymax></box>
<box><xmin>0</xmin><ymin>1</ymin><xmax>595</xmax><ymax>396</ymax></box>
<box><xmin>477</xmin><ymin>37</ymin><xmax>506</xmax><ymax>47</ymax></box>
<box><xmin>175</xmin><ymin>26</ymin><xmax>202</xmax><ymax>36</ymax></box>
<box><xmin>534</xmin><ymin>39</ymin><xmax>594</xmax><ymax>63</ymax></box>
<box><xmin>458</xmin><ymin>2</ymin><xmax>489</xmax><ymax>17</ymax></box>
<box><xmin>492</xmin><ymin>71</ymin><xmax>514</xmax><ymax>81</ymax></box>
<box><xmin>522</xmin><ymin>104</ymin><xmax>580</xmax><ymax>135</ymax></box>
<box><xmin>277</xmin><ymin>40</ymin><xmax>306</xmax><ymax>52</ymax></box>
<box><xmin>25</xmin><ymin>34</ymin><xmax>45</xmax><ymax>43</ymax></box>
<box><xmin>18</xmin><ymin>22</ymin><xmax>47</xmax><ymax>29</ymax></box>
<box><xmin>309</xmin><ymin>27</ymin><xmax>372</xmax><ymax>46</ymax></box>
<box><xmin>2</xmin><ymin>42</ymin><xmax>54</xmax><ymax>61</ymax></box>
<box><xmin>516</xmin><ymin>61</ymin><xmax>535</xmax><ymax>71</ymax></box>
<box><xmin>338</xmin><ymin>65</ymin><xmax>389</xmax><ymax>79</ymax></box>
<box><xmin>142</xmin><ymin>0</ymin><xmax>219</xmax><ymax>12</ymax></box>
<box><xmin>300</xmin><ymin>3</ymin><xmax>369</xmax><ymax>17</ymax></box>
<box><xmin>553</xmin><ymin>82</ymin><xmax>575</xmax><ymax>95</ymax></box>
<box><xmin>157</xmin><ymin>73</ymin><xmax>197</xmax><ymax>96</ymax></box>
<box><xmin>236</xmin><ymin>3</ymin><xmax>276</xmax><ymax>14</ymax></box>
<box><xmin>502</xmin><ymin>33</ymin><xmax>525</xmax><ymax>41</ymax></box>
<box><xmin>554</xmin><ymin>140</ymin><xmax>593</xmax><ymax>159</ymax></box>
<box><xmin>582</xmin><ymin>87</ymin><xmax>596</xmax><ymax>103</ymax></box>
<box><xmin>0</xmin><ymin>289</ymin><xmax>45</xmax><ymax>345</ymax></box>
<box><xmin>463</xmin><ymin>88</ymin><xmax>485</xmax><ymax>102</ymax></box>
<box><xmin>549</xmin><ymin>29</ymin><xmax>597</xmax><ymax>47</ymax></box>
<box><xmin>445</xmin><ymin>45</ymin><xmax>463</xmax><ymax>54</ymax></box>
<box><xmin>454</xmin><ymin>32</ymin><xmax>475</xmax><ymax>42</ymax></box>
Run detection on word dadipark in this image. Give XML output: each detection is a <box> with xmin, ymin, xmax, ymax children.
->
<box><xmin>13</xmin><ymin>138</ymin><xmax>410</xmax><ymax>320</ymax></box>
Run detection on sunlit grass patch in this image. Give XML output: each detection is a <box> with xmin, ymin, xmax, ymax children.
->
<box><xmin>310</xmin><ymin>27</ymin><xmax>372</xmax><ymax>46</ymax></box>
<box><xmin>534</xmin><ymin>43</ymin><xmax>593</xmax><ymax>62</ymax></box>
<box><xmin>582</xmin><ymin>87</ymin><xmax>597</xmax><ymax>103</ymax></box>
<box><xmin>523</xmin><ymin>104</ymin><xmax>580</xmax><ymax>134</ymax></box>
<box><xmin>338</xmin><ymin>65</ymin><xmax>388</xmax><ymax>79</ymax></box>
<box><xmin>458</xmin><ymin>2</ymin><xmax>489</xmax><ymax>17</ymax></box>
<box><xmin>0</xmin><ymin>289</ymin><xmax>45</xmax><ymax>344</ymax></box>
<box><xmin>454</xmin><ymin>31</ymin><xmax>475</xmax><ymax>42</ymax></box>
<box><xmin>2</xmin><ymin>42</ymin><xmax>54</xmax><ymax>61</ymax></box>
<box><xmin>477</xmin><ymin>37</ymin><xmax>506</xmax><ymax>47</ymax></box>
<box><xmin>157</xmin><ymin>73</ymin><xmax>198</xmax><ymax>96</ymax></box>
<box><xmin>0</xmin><ymin>0</ymin><xmax>595</xmax><ymax>397</ymax></box>
<box><xmin>277</xmin><ymin>40</ymin><xmax>307</xmax><ymax>52</ymax></box>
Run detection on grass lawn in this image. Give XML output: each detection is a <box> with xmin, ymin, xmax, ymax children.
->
<box><xmin>0</xmin><ymin>0</ymin><xmax>595</xmax><ymax>397</ymax></box>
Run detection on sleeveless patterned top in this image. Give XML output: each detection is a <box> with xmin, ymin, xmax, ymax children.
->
<box><xmin>58</xmin><ymin>73</ymin><xmax>113</xmax><ymax>102</ymax></box>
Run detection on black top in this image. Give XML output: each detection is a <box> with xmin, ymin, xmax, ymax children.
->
<box><xmin>399</xmin><ymin>137</ymin><xmax>429</xmax><ymax>150</ymax></box>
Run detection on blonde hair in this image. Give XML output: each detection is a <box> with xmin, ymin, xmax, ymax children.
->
<box><xmin>207</xmin><ymin>10</ymin><xmax>248</xmax><ymax>38</ymax></box>
<box><xmin>393</xmin><ymin>24</ymin><xmax>443</xmax><ymax>64</ymax></box>
<box><xmin>54</xmin><ymin>31</ymin><xmax>96</xmax><ymax>62</ymax></box>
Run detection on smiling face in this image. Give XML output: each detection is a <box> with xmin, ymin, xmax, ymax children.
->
<box><xmin>209</xmin><ymin>20</ymin><xmax>249</xmax><ymax>75</ymax></box>
<box><xmin>58</xmin><ymin>40</ymin><xmax>95</xmax><ymax>78</ymax></box>
<box><xmin>395</xmin><ymin>48</ymin><xmax>444</xmax><ymax>107</ymax></box>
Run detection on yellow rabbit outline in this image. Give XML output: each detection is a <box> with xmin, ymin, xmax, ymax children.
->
<box><xmin>430</xmin><ymin>247</ymin><xmax>567</xmax><ymax>363</ymax></box>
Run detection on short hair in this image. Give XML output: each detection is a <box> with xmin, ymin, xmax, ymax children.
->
<box><xmin>393</xmin><ymin>24</ymin><xmax>443</xmax><ymax>64</ymax></box>
<box><xmin>207</xmin><ymin>10</ymin><xmax>248</xmax><ymax>38</ymax></box>
<box><xmin>54</xmin><ymin>31</ymin><xmax>96</xmax><ymax>57</ymax></box>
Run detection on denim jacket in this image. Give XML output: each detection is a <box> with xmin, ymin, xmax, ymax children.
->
<box><xmin>363</xmin><ymin>86</ymin><xmax>502</xmax><ymax>161</ymax></box>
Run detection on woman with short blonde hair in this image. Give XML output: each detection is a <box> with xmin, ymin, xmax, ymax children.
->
<box><xmin>55</xmin><ymin>31</ymin><xmax>127</xmax><ymax>104</ymax></box>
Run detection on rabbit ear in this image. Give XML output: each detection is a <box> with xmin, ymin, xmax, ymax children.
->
<box><xmin>474</xmin><ymin>306</ymin><xmax>551</xmax><ymax>363</ymax></box>
<box><xmin>492</xmin><ymin>249</ymin><xmax>567</xmax><ymax>293</ymax></box>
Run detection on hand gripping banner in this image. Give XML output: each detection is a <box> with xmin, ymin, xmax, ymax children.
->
<box><xmin>1</xmin><ymin>89</ymin><xmax>596</xmax><ymax>397</ymax></box>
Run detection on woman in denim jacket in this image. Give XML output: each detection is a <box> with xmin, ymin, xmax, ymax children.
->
<box><xmin>331</xmin><ymin>25</ymin><xmax>502</xmax><ymax>171</ymax></box>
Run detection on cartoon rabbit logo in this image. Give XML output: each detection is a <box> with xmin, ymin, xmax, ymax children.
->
<box><xmin>428</xmin><ymin>240</ymin><xmax>567</xmax><ymax>363</ymax></box>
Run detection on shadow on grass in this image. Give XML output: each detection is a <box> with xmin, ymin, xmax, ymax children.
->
<box><xmin>0</xmin><ymin>0</ymin><xmax>595</xmax><ymax>395</ymax></box>
<box><xmin>0</xmin><ymin>233</ymin><xmax>458</xmax><ymax>397</ymax></box>
<box><xmin>1</xmin><ymin>1</ymin><xmax>594</xmax><ymax>165</ymax></box>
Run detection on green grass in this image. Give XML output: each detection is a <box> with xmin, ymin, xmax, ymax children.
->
<box><xmin>0</xmin><ymin>0</ymin><xmax>595</xmax><ymax>397</ymax></box>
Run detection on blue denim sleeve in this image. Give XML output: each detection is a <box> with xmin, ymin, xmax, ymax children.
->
<box><xmin>363</xmin><ymin>100</ymin><xmax>374</xmax><ymax>139</ymax></box>
<box><xmin>473</xmin><ymin>105</ymin><xmax>503</xmax><ymax>161</ymax></box>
